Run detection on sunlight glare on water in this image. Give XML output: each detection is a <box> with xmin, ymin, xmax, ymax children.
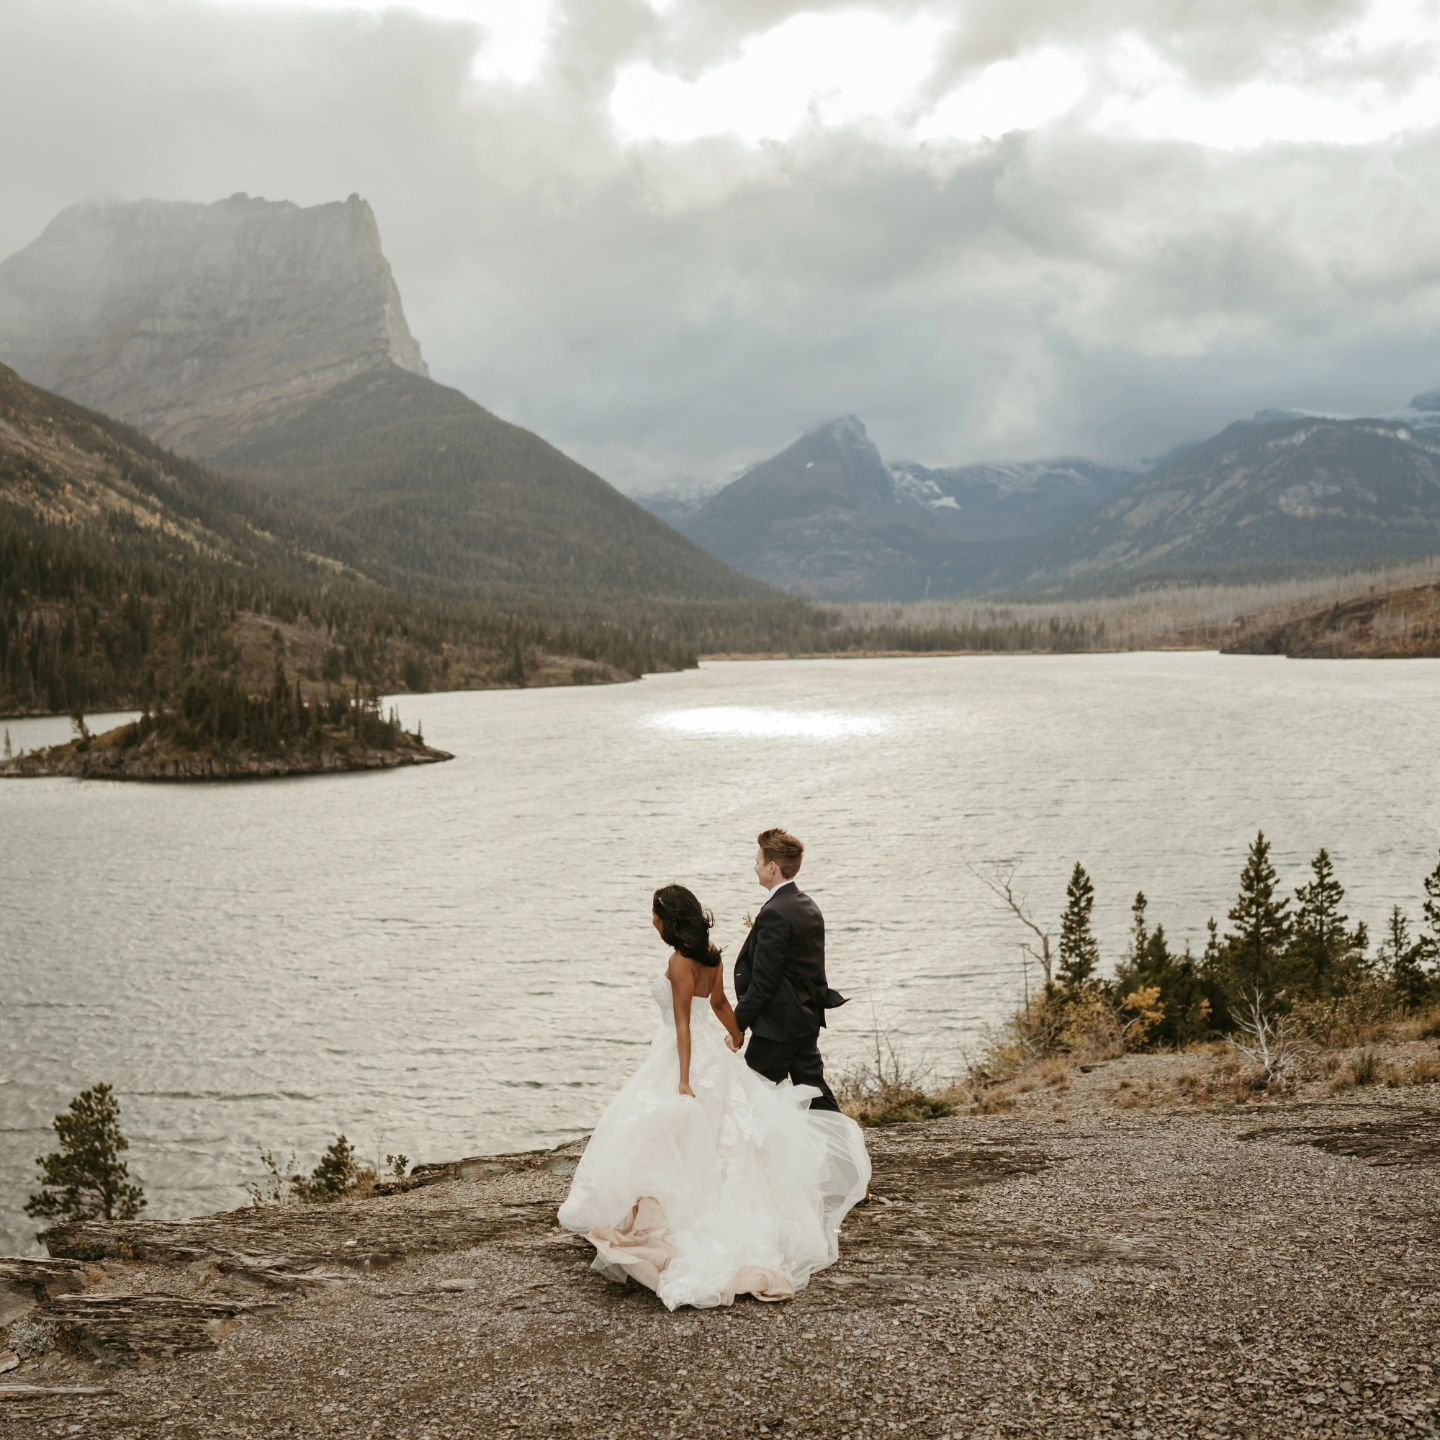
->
<box><xmin>647</xmin><ymin>705</ymin><xmax>892</xmax><ymax>740</ymax></box>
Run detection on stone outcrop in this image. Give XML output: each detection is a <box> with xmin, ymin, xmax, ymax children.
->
<box><xmin>0</xmin><ymin>1261</ymin><xmax>89</xmax><ymax>1328</ymax></box>
<box><xmin>0</xmin><ymin>193</ymin><xmax>428</xmax><ymax>458</ymax></box>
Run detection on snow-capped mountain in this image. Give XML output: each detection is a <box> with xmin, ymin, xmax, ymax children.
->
<box><xmin>676</xmin><ymin>417</ymin><xmax>1132</xmax><ymax>599</ymax></box>
<box><xmin>674</xmin><ymin>392</ymin><xmax>1440</xmax><ymax>600</ymax></box>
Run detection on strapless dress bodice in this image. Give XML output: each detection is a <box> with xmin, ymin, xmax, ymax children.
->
<box><xmin>650</xmin><ymin>973</ymin><xmax>716</xmax><ymax>1017</ymax></box>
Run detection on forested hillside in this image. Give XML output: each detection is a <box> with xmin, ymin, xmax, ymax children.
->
<box><xmin>0</xmin><ymin>364</ymin><xmax>814</xmax><ymax>716</ymax></box>
<box><xmin>211</xmin><ymin>364</ymin><xmax>764</xmax><ymax>604</ymax></box>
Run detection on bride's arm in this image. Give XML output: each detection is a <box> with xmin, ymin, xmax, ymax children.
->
<box><xmin>709</xmin><ymin>967</ymin><xmax>744</xmax><ymax>1051</ymax></box>
<box><xmin>667</xmin><ymin>952</ymin><xmax>697</xmax><ymax>1097</ymax></box>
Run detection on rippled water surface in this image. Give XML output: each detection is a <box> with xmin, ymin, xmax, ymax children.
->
<box><xmin>3</xmin><ymin>654</ymin><xmax>1438</xmax><ymax>1253</ymax></box>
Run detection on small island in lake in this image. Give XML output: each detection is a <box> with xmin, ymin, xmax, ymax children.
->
<box><xmin>0</xmin><ymin>671</ymin><xmax>452</xmax><ymax>782</ymax></box>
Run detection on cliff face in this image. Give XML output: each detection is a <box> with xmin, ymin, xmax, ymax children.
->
<box><xmin>0</xmin><ymin>193</ymin><xmax>428</xmax><ymax>458</ymax></box>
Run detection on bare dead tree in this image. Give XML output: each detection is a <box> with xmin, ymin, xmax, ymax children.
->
<box><xmin>965</xmin><ymin>859</ymin><xmax>1054</xmax><ymax>991</ymax></box>
<box><xmin>1228</xmin><ymin>988</ymin><xmax>1303</xmax><ymax>1087</ymax></box>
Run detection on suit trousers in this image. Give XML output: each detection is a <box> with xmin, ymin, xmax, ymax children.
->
<box><xmin>744</xmin><ymin>1033</ymin><xmax>840</xmax><ymax>1112</ymax></box>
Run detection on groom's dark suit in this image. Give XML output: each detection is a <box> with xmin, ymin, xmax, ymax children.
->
<box><xmin>734</xmin><ymin>881</ymin><xmax>845</xmax><ymax>1112</ymax></box>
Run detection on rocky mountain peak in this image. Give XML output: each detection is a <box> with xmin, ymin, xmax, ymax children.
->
<box><xmin>0</xmin><ymin>193</ymin><xmax>428</xmax><ymax>458</ymax></box>
<box><xmin>809</xmin><ymin>414</ymin><xmax>871</xmax><ymax>449</ymax></box>
<box><xmin>1410</xmin><ymin>388</ymin><xmax>1440</xmax><ymax>413</ymax></box>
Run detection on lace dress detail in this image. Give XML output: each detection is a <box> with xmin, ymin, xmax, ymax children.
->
<box><xmin>557</xmin><ymin>975</ymin><xmax>871</xmax><ymax>1310</ymax></box>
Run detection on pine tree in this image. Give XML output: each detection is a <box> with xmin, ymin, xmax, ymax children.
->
<box><xmin>1200</xmin><ymin>916</ymin><xmax>1222</xmax><ymax>976</ymax></box>
<box><xmin>1420</xmin><ymin>850</ymin><xmax>1440</xmax><ymax>977</ymax></box>
<box><xmin>1127</xmin><ymin>892</ymin><xmax>1149</xmax><ymax>971</ymax></box>
<box><xmin>1223</xmin><ymin>831</ymin><xmax>1291</xmax><ymax>1005</ymax></box>
<box><xmin>1378</xmin><ymin>906</ymin><xmax>1429</xmax><ymax>1010</ymax></box>
<box><xmin>2</xmin><ymin>726</ymin><xmax>11</xmax><ymax>760</ymax></box>
<box><xmin>24</xmin><ymin>1083</ymin><xmax>145</xmax><ymax>1225</ymax></box>
<box><xmin>291</xmin><ymin>1135</ymin><xmax>359</xmax><ymax>1203</ymax></box>
<box><xmin>1057</xmin><ymin>863</ymin><xmax>1101</xmax><ymax>994</ymax></box>
<box><xmin>506</xmin><ymin>633</ymin><xmax>527</xmax><ymax>688</ymax></box>
<box><xmin>1290</xmin><ymin>847</ymin><xmax>1369</xmax><ymax>996</ymax></box>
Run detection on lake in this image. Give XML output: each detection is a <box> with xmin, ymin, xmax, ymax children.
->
<box><xmin>2</xmin><ymin>653</ymin><xmax>1437</xmax><ymax>1254</ymax></box>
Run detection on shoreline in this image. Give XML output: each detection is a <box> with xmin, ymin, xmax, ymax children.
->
<box><xmin>698</xmin><ymin>644</ymin><xmax>1216</xmax><ymax>662</ymax></box>
<box><xmin>12</xmin><ymin>643</ymin><xmax>1439</xmax><ymax>725</ymax></box>
<box><xmin>4</xmin><ymin>1042</ymin><xmax>1437</xmax><ymax>1437</ymax></box>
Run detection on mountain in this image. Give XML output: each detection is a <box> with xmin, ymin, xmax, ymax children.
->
<box><xmin>1056</xmin><ymin>409</ymin><xmax>1440</xmax><ymax>588</ymax></box>
<box><xmin>0</xmin><ymin>194</ymin><xmax>427</xmax><ymax>459</ymax></box>
<box><xmin>677</xmin><ymin>417</ymin><xmax>1132</xmax><ymax>600</ymax></box>
<box><xmin>0</xmin><ymin>194</ymin><xmax>765</xmax><ymax>610</ymax></box>
<box><xmin>632</xmin><ymin>477</ymin><xmax>728</xmax><ymax>528</ymax></box>
<box><xmin>0</xmin><ymin>357</ymin><xmax>376</xmax><ymax>714</ymax></box>
<box><xmin>679</xmin><ymin>396</ymin><xmax>1440</xmax><ymax>600</ymax></box>
<box><xmin>0</xmin><ymin>362</ymin><xmax>767</xmax><ymax>718</ymax></box>
<box><xmin>680</xmin><ymin>416</ymin><xmax>908</xmax><ymax>598</ymax></box>
<box><xmin>210</xmin><ymin>363</ymin><xmax>763</xmax><ymax>603</ymax></box>
<box><xmin>888</xmin><ymin>458</ymin><xmax>1135</xmax><ymax>543</ymax></box>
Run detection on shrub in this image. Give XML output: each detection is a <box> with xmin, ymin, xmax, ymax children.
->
<box><xmin>1289</xmin><ymin>980</ymin><xmax>1397</xmax><ymax>1047</ymax></box>
<box><xmin>835</xmin><ymin>1033</ymin><xmax>957</xmax><ymax>1128</ymax></box>
<box><xmin>245</xmin><ymin>1134</ymin><xmax>397</xmax><ymax>1206</ymax></box>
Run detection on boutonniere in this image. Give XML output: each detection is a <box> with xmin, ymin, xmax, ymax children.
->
<box><xmin>742</xmin><ymin>912</ymin><xmax>754</xmax><ymax>931</ymax></box>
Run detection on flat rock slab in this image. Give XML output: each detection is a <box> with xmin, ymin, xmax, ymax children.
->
<box><xmin>45</xmin><ymin>1199</ymin><xmax>539</xmax><ymax>1272</ymax></box>
<box><xmin>0</xmin><ymin>1383</ymin><xmax>115</xmax><ymax>1401</ymax></box>
<box><xmin>0</xmin><ymin>1259</ymin><xmax>91</xmax><ymax>1327</ymax></box>
<box><xmin>47</xmin><ymin>1294</ymin><xmax>280</xmax><ymax>1364</ymax></box>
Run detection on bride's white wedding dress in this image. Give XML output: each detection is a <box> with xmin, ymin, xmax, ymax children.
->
<box><xmin>558</xmin><ymin>975</ymin><xmax>871</xmax><ymax>1310</ymax></box>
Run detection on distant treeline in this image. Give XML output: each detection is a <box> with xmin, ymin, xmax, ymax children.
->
<box><xmin>835</xmin><ymin>558</ymin><xmax>1440</xmax><ymax>654</ymax></box>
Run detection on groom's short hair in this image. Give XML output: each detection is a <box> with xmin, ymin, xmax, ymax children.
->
<box><xmin>757</xmin><ymin>828</ymin><xmax>804</xmax><ymax>879</ymax></box>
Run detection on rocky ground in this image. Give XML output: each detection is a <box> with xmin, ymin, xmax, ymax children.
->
<box><xmin>4</xmin><ymin>1043</ymin><xmax>1439</xmax><ymax>1440</ymax></box>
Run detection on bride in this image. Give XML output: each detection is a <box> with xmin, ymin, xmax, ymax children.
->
<box><xmin>557</xmin><ymin>884</ymin><xmax>871</xmax><ymax>1310</ymax></box>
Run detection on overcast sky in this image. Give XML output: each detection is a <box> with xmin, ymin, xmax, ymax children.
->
<box><xmin>4</xmin><ymin>0</ymin><xmax>1440</xmax><ymax>490</ymax></box>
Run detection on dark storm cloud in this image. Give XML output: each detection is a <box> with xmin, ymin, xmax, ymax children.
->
<box><xmin>2</xmin><ymin>0</ymin><xmax>1439</xmax><ymax>490</ymax></box>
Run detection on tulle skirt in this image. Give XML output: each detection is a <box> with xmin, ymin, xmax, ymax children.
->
<box><xmin>558</xmin><ymin>1006</ymin><xmax>870</xmax><ymax>1310</ymax></box>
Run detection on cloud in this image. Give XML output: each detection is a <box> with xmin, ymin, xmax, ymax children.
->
<box><xmin>3</xmin><ymin>0</ymin><xmax>1440</xmax><ymax>490</ymax></box>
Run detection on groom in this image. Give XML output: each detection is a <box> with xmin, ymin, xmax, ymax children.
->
<box><xmin>731</xmin><ymin>827</ymin><xmax>845</xmax><ymax>1112</ymax></box>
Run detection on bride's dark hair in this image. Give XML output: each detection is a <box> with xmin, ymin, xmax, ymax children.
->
<box><xmin>652</xmin><ymin>884</ymin><xmax>722</xmax><ymax>967</ymax></box>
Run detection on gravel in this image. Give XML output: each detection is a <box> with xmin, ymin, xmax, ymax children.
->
<box><xmin>4</xmin><ymin>1049</ymin><xmax>1439</xmax><ymax>1440</ymax></box>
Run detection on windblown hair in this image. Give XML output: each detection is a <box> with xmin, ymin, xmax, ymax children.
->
<box><xmin>652</xmin><ymin>884</ymin><xmax>722</xmax><ymax>967</ymax></box>
<box><xmin>757</xmin><ymin>827</ymin><xmax>804</xmax><ymax>879</ymax></box>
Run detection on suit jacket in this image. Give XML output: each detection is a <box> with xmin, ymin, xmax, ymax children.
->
<box><xmin>734</xmin><ymin>884</ymin><xmax>846</xmax><ymax>1042</ymax></box>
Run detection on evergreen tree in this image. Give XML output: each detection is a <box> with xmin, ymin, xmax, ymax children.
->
<box><xmin>2</xmin><ymin>726</ymin><xmax>10</xmax><ymax>760</ymax></box>
<box><xmin>1377</xmin><ymin>906</ymin><xmax>1430</xmax><ymax>1010</ymax></box>
<box><xmin>505</xmin><ymin>632</ymin><xmax>527</xmax><ymax>688</ymax></box>
<box><xmin>1222</xmin><ymin>831</ymin><xmax>1291</xmax><ymax>1006</ymax></box>
<box><xmin>1127</xmin><ymin>892</ymin><xmax>1150</xmax><ymax>972</ymax></box>
<box><xmin>24</xmin><ymin>1083</ymin><xmax>145</xmax><ymax>1225</ymax></box>
<box><xmin>1200</xmin><ymin>916</ymin><xmax>1222</xmax><ymax>977</ymax></box>
<box><xmin>1420</xmin><ymin>850</ymin><xmax>1440</xmax><ymax>976</ymax></box>
<box><xmin>291</xmin><ymin>1134</ymin><xmax>359</xmax><ymax>1203</ymax></box>
<box><xmin>1289</xmin><ymin>847</ymin><xmax>1369</xmax><ymax>996</ymax></box>
<box><xmin>1057</xmin><ymin>863</ymin><xmax>1101</xmax><ymax>994</ymax></box>
<box><xmin>1114</xmin><ymin>914</ymin><xmax>1215</xmax><ymax>1048</ymax></box>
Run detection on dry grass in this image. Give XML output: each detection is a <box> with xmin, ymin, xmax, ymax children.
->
<box><xmin>861</xmin><ymin>998</ymin><xmax>1440</xmax><ymax>1127</ymax></box>
<box><xmin>1330</xmin><ymin>1049</ymin><xmax>1440</xmax><ymax>1093</ymax></box>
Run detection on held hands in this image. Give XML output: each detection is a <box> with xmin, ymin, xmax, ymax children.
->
<box><xmin>725</xmin><ymin>1032</ymin><xmax>743</xmax><ymax>1053</ymax></box>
